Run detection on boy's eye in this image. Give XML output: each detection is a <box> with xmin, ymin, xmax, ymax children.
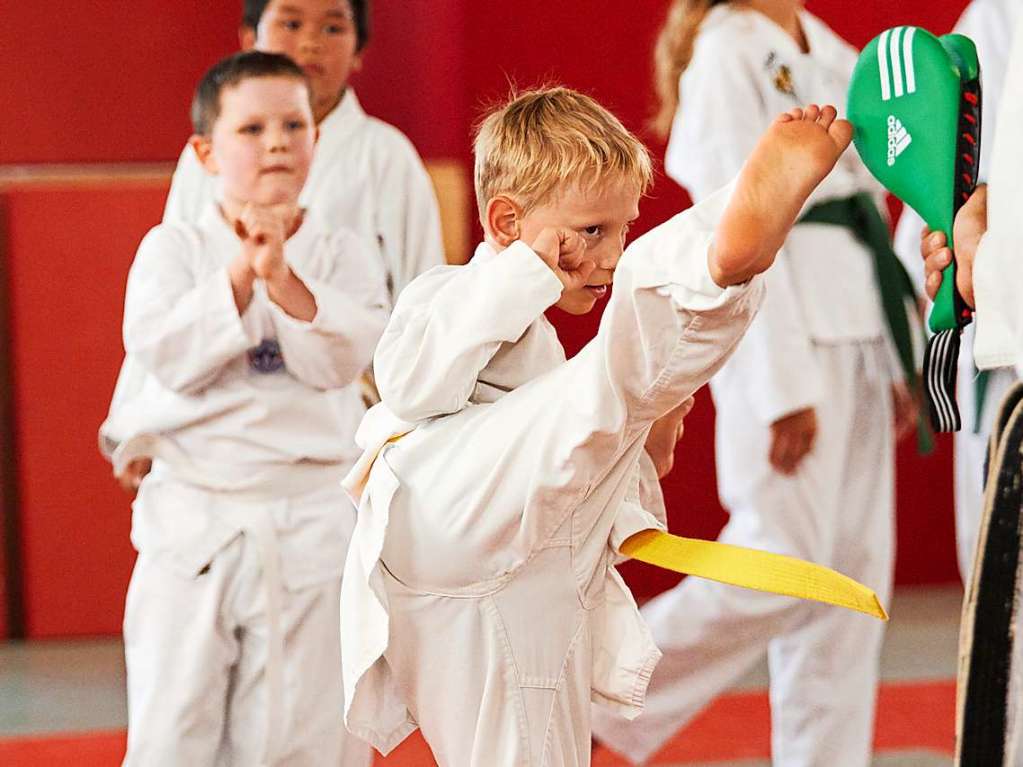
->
<box><xmin>280</xmin><ymin>18</ymin><xmax>301</xmax><ymax>31</ymax></box>
<box><xmin>324</xmin><ymin>22</ymin><xmax>351</xmax><ymax>35</ymax></box>
<box><xmin>286</xmin><ymin>120</ymin><xmax>306</xmax><ymax>131</ymax></box>
<box><xmin>582</xmin><ymin>225</ymin><xmax>603</xmax><ymax>237</ymax></box>
<box><xmin>240</xmin><ymin>124</ymin><xmax>262</xmax><ymax>135</ymax></box>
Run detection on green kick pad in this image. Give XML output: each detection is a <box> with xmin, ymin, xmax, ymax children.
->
<box><xmin>847</xmin><ymin>27</ymin><xmax>981</xmax><ymax>333</ymax></box>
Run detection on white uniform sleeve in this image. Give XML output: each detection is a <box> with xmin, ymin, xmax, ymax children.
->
<box><xmin>609</xmin><ymin>452</ymin><xmax>668</xmax><ymax>557</ymax></box>
<box><xmin>269</xmin><ymin>231</ymin><xmax>390</xmax><ymax>391</ymax></box>
<box><xmin>375</xmin><ymin>132</ymin><xmax>446</xmax><ymax>297</ymax></box>
<box><xmin>570</xmin><ymin>184</ymin><xmax>763</xmax><ymax>435</ymax></box>
<box><xmin>163</xmin><ymin>145</ymin><xmax>218</xmax><ymax>225</ymax></box>
<box><xmin>375</xmin><ymin>242</ymin><xmax>563</xmax><ymax>421</ymax></box>
<box><xmin>669</xmin><ymin>50</ymin><xmax>826</xmax><ymax>423</ymax></box>
<box><xmin>713</xmin><ymin>251</ymin><xmax>826</xmax><ymax>421</ymax></box>
<box><xmin>123</xmin><ymin>227</ymin><xmax>257</xmax><ymax>395</ymax></box>
<box><xmin>393</xmin><ymin>188</ymin><xmax>762</xmax><ymax>558</ymax></box>
<box><xmin>968</xmin><ymin>10</ymin><xmax>1023</xmax><ymax>371</ymax></box>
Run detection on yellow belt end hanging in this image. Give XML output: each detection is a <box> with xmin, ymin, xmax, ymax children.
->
<box><xmin>620</xmin><ymin>529</ymin><xmax>889</xmax><ymax>622</ymax></box>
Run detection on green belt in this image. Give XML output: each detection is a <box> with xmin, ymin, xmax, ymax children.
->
<box><xmin>974</xmin><ymin>369</ymin><xmax>990</xmax><ymax>434</ymax></box>
<box><xmin>799</xmin><ymin>193</ymin><xmax>934</xmax><ymax>454</ymax></box>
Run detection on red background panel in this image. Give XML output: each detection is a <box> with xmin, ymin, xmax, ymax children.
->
<box><xmin>1</xmin><ymin>0</ymin><xmax>972</xmax><ymax>636</ymax></box>
<box><xmin>0</xmin><ymin>4</ymin><xmax>238</xmax><ymax>164</ymax></box>
<box><xmin>3</xmin><ymin>184</ymin><xmax>169</xmax><ymax>636</ymax></box>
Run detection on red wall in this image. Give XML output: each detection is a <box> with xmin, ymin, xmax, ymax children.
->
<box><xmin>0</xmin><ymin>4</ymin><xmax>238</xmax><ymax>164</ymax></box>
<box><xmin>4</xmin><ymin>184</ymin><xmax>169</xmax><ymax>637</ymax></box>
<box><xmin>1</xmin><ymin>1</ymin><xmax>972</xmax><ymax>637</ymax></box>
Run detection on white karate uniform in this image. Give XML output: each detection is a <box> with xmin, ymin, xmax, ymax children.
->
<box><xmin>592</xmin><ymin>8</ymin><xmax>898</xmax><ymax>766</ymax></box>
<box><xmin>164</xmin><ymin>88</ymin><xmax>445</xmax><ymax>302</ymax></box>
<box><xmin>339</xmin><ymin>185</ymin><xmax>763</xmax><ymax>766</ymax></box>
<box><xmin>970</xmin><ymin>14</ymin><xmax>1023</xmax><ymax>764</ymax></box>
<box><xmin>104</xmin><ymin>206</ymin><xmax>388</xmax><ymax>767</ymax></box>
<box><xmin>892</xmin><ymin>0</ymin><xmax>1021</xmax><ymax>581</ymax></box>
<box><xmin>373</xmin><ymin>237</ymin><xmax>670</xmax><ymax>583</ymax></box>
<box><xmin>974</xmin><ymin>10</ymin><xmax>1023</xmax><ymax>373</ymax></box>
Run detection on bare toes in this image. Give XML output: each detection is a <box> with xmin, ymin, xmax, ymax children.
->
<box><xmin>803</xmin><ymin>104</ymin><xmax>821</xmax><ymax>122</ymax></box>
<box><xmin>788</xmin><ymin>107</ymin><xmax>804</xmax><ymax>121</ymax></box>
<box><xmin>827</xmin><ymin>119</ymin><xmax>853</xmax><ymax>150</ymax></box>
<box><xmin>817</xmin><ymin>105</ymin><xmax>837</xmax><ymax>130</ymax></box>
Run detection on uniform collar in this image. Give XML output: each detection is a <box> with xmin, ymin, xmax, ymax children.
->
<box><xmin>706</xmin><ymin>4</ymin><xmax>822</xmax><ymax>58</ymax></box>
<box><xmin>317</xmin><ymin>87</ymin><xmax>367</xmax><ymax>142</ymax></box>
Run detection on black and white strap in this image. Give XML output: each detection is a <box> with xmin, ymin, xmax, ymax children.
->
<box><xmin>956</xmin><ymin>382</ymin><xmax>1023</xmax><ymax>766</ymax></box>
<box><xmin>923</xmin><ymin>328</ymin><xmax>962</xmax><ymax>432</ymax></box>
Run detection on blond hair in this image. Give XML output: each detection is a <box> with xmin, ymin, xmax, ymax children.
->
<box><xmin>652</xmin><ymin>0</ymin><xmax>730</xmax><ymax>138</ymax></box>
<box><xmin>473</xmin><ymin>86</ymin><xmax>653</xmax><ymax>219</ymax></box>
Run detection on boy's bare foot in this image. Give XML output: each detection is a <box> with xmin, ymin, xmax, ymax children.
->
<box><xmin>711</xmin><ymin>104</ymin><xmax>853</xmax><ymax>287</ymax></box>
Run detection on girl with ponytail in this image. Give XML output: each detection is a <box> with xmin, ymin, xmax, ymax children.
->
<box><xmin>594</xmin><ymin>3</ymin><xmax>918</xmax><ymax>766</ymax></box>
<box><xmin>651</xmin><ymin>0</ymin><xmax>729</xmax><ymax>137</ymax></box>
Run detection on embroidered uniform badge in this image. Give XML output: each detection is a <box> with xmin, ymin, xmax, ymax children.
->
<box><xmin>248</xmin><ymin>338</ymin><xmax>285</xmax><ymax>374</ymax></box>
<box><xmin>765</xmin><ymin>52</ymin><xmax>799</xmax><ymax>100</ymax></box>
<box><xmin>773</xmin><ymin>64</ymin><xmax>796</xmax><ymax>96</ymax></box>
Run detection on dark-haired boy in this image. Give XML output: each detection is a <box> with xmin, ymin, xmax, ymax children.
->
<box><xmin>108</xmin><ymin>51</ymin><xmax>387</xmax><ymax>767</ymax></box>
<box><xmin>166</xmin><ymin>0</ymin><xmax>443</xmax><ymax>298</ymax></box>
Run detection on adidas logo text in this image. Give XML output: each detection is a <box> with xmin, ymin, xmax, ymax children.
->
<box><xmin>887</xmin><ymin>115</ymin><xmax>912</xmax><ymax>166</ymax></box>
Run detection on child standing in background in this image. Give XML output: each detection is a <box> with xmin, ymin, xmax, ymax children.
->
<box><xmin>105</xmin><ymin>52</ymin><xmax>387</xmax><ymax>766</ymax></box>
<box><xmin>166</xmin><ymin>0</ymin><xmax>444</xmax><ymax>299</ymax></box>
<box><xmin>593</xmin><ymin>3</ymin><xmax>916</xmax><ymax>765</ymax></box>
<box><xmin>109</xmin><ymin>0</ymin><xmax>444</xmax><ymax>492</ymax></box>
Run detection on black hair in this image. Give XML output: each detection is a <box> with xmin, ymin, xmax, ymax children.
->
<box><xmin>241</xmin><ymin>0</ymin><xmax>371</xmax><ymax>51</ymax></box>
<box><xmin>191</xmin><ymin>50</ymin><xmax>309</xmax><ymax>135</ymax></box>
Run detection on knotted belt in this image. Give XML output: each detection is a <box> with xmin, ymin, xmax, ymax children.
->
<box><xmin>352</xmin><ymin>433</ymin><xmax>887</xmax><ymax>621</ymax></box>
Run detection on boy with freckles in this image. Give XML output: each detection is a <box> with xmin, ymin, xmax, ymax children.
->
<box><xmin>340</xmin><ymin>88</ymin><xmax>854</xmax><ymax>766</ymax></box>
<box><xmin>109</xmin><ymin>52</ymin><xmax>388</xmax><ymax>766</ymax></box>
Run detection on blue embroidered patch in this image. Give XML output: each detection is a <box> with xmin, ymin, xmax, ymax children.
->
<box><xmin>248</xmin><ymin>339</ymin><xmax>285</xmax><ymax>374</ymax></box>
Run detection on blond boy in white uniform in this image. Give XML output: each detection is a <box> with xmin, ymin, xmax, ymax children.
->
<box><xmin>592</xmin><ymin>4</ymin><xmax>912</xmax><ymax>766</ymax></box>
<box><xmin>102</xmin><ymin>52</ymin><xmax>388</xmax><ymax>766</ymax></box>
<box><xmin>339</xmin><ymin>87</ymin><xmax>856</xmax><ymax>766</ymax></box>
<box><xmin>893</xmin><ymin>0</ymin><xmax>1021</xmax><ymax>581</ymax></box>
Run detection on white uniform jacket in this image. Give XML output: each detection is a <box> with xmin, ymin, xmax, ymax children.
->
<box><xmin>101</xmin><ymin>205</ymin><xmax>389</xmax><ymax>585</ymax></box>
<box><xmin>972</xmin><ymin>10</ymin><xmax>1023</xmax><ymax>373</ymax></box>
<box><xmin>374</xmin><ymin>239</ymin><xmax>669</xmax><ymax>552</ymax></box>
<box><xmin>667</xmin><ymin>5</ymin><xmax>897</xmax><ymax>424</ymax></box>
<box><xmin>164</xmin><ymin>88</ymin><xmax>444</xmax><ymax>302</ymax></box>
<box><xmin>339</xmin><ymin>185</ymin><xmax>764</xmax><ymax>754</ymax></box>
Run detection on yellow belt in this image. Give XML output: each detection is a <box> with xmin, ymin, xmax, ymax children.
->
<box><xmin>363</xmin><ymin>433</ymin><xmax>887</xmax><ymax>622</ymax></box>
<box><xmin>620</xmin><ymin>529</ymin><xmax>888</xmax><ymax>620</ymax></box>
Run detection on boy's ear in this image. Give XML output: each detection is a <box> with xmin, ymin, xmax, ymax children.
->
<box><xmin>485</xmin><ymin>195</ymin><xmax>522</xmax><ymax>247</ymax></box>
<box><xmin>238</xmin><ymin>25</ymin><xmax>257</xmax><ymax>50</ymax></box>
<box><xmin>189</xmin><ymin>134</ymin><xmax>219</xmax><ymax>176</ymax></box>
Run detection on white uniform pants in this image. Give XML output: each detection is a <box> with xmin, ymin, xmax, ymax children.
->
<box><xmin>953</xmin><ymin>351</ymin><xmax>1015</xmax><ymax>581</ymax></box>
<box><xmin>122</xmin><ymin>489</ymin><xmax>372</xmax><ymax>767</ymax></box>
<box><xmin>592</xmin><ymin>343</ymin><xmax>894</xmax><ymax>766</ymax></box>
<box><xmin>382</xmin><ymin>544</ymin><xmax>594</xmax><ymax>767</ymax></box>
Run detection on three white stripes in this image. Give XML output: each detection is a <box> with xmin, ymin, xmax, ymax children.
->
<box><xmin>877</xmin><ymin>27</ymin><xmax>918</xmax><ymax>102</ymax></box>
